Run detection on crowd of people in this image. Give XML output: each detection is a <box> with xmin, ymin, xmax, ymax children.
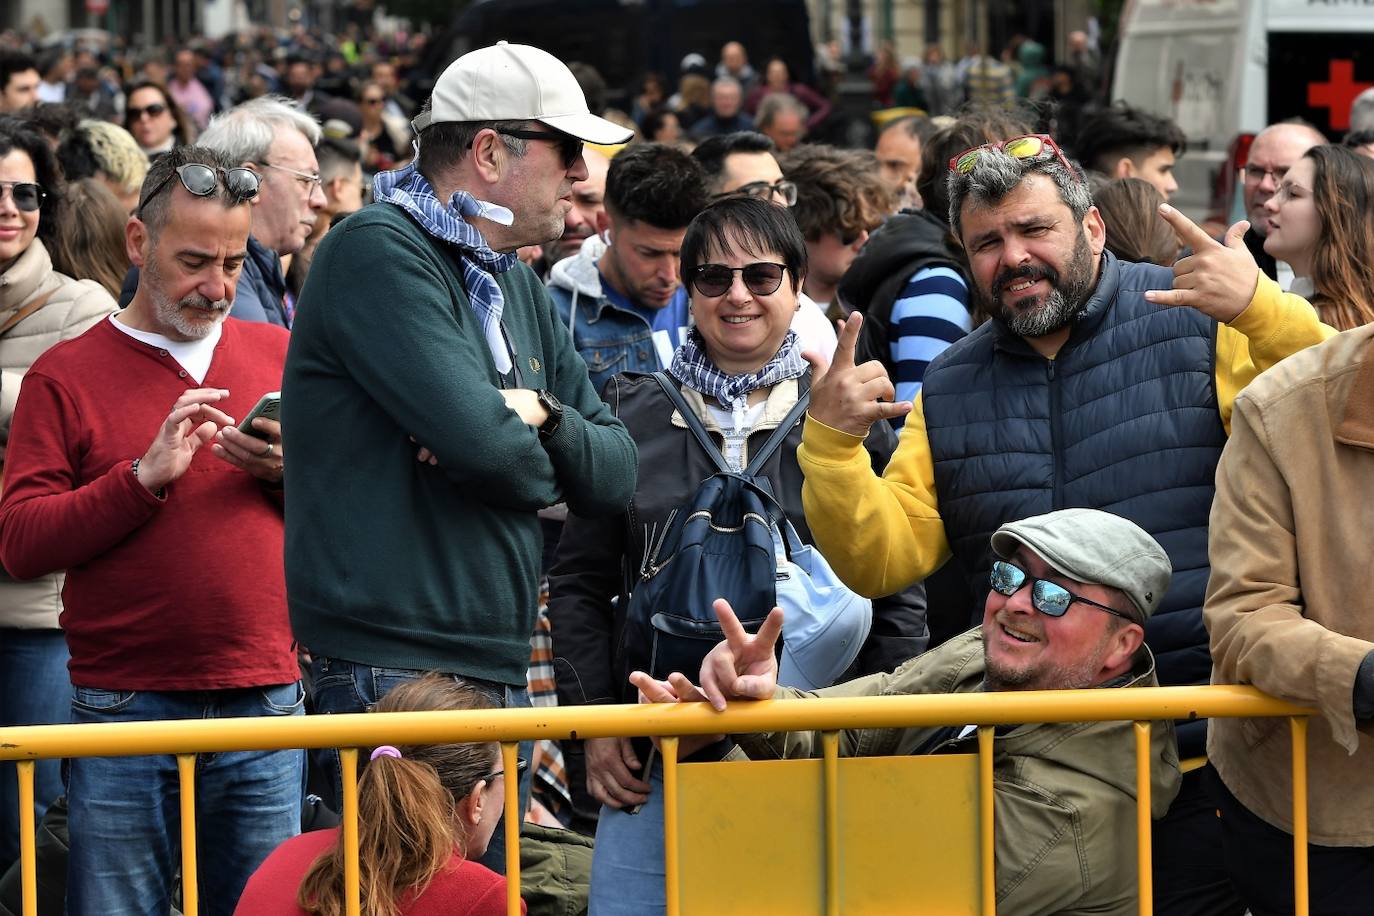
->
<box><xmin>0</xmin><ymin>20</ymin><xmax>1368</xmax><ymax>916</ymax></box>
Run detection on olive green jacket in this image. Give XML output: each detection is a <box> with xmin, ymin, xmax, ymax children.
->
<box><xmin>735</xmin><ymin>629</ymin><xmax>1181</xmax><ymax>915</ymax></box>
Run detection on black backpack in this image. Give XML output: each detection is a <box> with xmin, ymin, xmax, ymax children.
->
<box><xmin>619</xmin><ymin>373</ymin><xmax>810</xmax><ymax>684</ymax></box>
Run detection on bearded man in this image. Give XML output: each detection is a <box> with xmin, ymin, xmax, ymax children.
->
<box><xmin>792</xmin><ymin>135</ymin><xmax>1333</xmax><ymax>915</ymax></box>
<box><xmin>0</xmin><ymin>146</ymin><xmax>300</xmax><ymax>916</ymax></box>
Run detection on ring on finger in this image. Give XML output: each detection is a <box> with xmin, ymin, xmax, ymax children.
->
<box><xmin>261</xmin><ymin>441</ymin><xmax>275</xmax><ymax>459</ymax></box>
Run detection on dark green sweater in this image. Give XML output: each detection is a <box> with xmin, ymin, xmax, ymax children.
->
<box><xmin>282</xmin><ymin>203</ymin><xmax>637</xmax><ymax>685</ymax></box>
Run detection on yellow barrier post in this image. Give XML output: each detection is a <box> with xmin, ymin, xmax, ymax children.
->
<box><xmin>1290</xmin><ymin>717</ymin><xmax>1309</xmax><ymax>916</ymax></box>
<box><xmin>17</xmin><ymin>760</ymin><xmax>36</xmax><ymax>916</ymax></box>
<box><xmin>501</xmin><ymin>742</ymin><xmax>521</xmax><ymax>916</ymax></box>
<box><xmin>662</xmin><ymin>737</ymin><xmax>680</xmax><ymax>916</ymax></box>
<box><xmin>822</xmin><ymin>731</ymin><xmax>841</xmax><ymax>916</ymax></box>
<box><xmin>977</xmin><ymin>726</ymin><xmax>995</xmax><ymax>916</ymax></box>
<box><xmin>176</xmin><ymin>754</ymin><xmax>199</xmax><ymax>916</ymax></box>
<box><xmin>340</xmin><ymin>747</ymin><xmax>360</xmax><ymax>916</ymax></box>
<box><xmin>1134</xmin><ymin>721</ymin><xmax>1153</xmax><ymax>916</ymax></box>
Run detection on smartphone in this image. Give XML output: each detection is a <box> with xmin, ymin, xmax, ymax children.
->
<box><xmin>237</xmin><ymin>391</ymin><xmax>281</xmax><ymax>440</ymax></box>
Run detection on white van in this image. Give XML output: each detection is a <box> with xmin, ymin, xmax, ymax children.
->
<box><xmin>1112</xmin><ymin>0</ymin><xmax>1374</xmax><ymax>220</ymax></box>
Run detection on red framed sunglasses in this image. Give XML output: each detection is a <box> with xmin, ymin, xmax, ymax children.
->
<box><xmin>949</xmin><ymin>134</ymin><xmax>1076</xmax><ymax>176</ymax></box>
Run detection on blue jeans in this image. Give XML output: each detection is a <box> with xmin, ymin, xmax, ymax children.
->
<box><xmin>589</xmin><ymin>762</ymin><xmax>666</xmax><ymax>916</ymax></box>
<box><xmin>307</xmin><ymin>655</ymin><xmax>532</xmax><ymax>875</ymax></box>
<box><xmin>0</xmin><ymin>628</ymin><xmax>69</xmax><ymax>873</ymax></box>
<box><xmin>65</xmin><ymin>683</ymin><xmax>305</xmax><ymax>916</ymax></box>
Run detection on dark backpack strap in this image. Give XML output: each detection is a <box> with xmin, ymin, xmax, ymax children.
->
<box><xmin>743</xmin><ymin>390</ymin><xmax>811</xmax><ymax>478</ymax></box>
<box><xmin>652</xmin><ymin>371</ymin><xmax>730</xmax><ymax>474</ymax></box>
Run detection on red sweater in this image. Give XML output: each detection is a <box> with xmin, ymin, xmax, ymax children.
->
<box><xmin>234</xmin><ymin>828</ymin><xmax>521</xmax><ymax>916</ymax></box>
<box><xmin>0</xmin><ymin>317</ymin><xmax>297</xmax><ymax>690</ymax></box>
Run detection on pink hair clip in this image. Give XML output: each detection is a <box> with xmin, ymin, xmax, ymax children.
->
<box><xmin>370</xmin><ymin>745</ymin><xmax>402</xmax><ymax>761</ymax></box>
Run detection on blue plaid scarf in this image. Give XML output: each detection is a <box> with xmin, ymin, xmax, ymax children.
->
<box><xmin>373</xmin><ymin>160</ymin><xmax>518</xmax><ymax>373</ymax></box>
<box><xmin>668</xmin><ymin>327</ymin><xmax>806</xmax><ymax>412</ymax></box>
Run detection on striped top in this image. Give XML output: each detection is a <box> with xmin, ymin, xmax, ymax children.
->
<box><xmin>889</xmin><ymin>265</ymin><xmax>972</xmax><ymax>410</ymax></box>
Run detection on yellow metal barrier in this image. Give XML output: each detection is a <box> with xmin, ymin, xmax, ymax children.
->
<box><xmin>0</xmin><ymin>685</ymin><xmax>1313</xmax><ymax>915</ymax></box>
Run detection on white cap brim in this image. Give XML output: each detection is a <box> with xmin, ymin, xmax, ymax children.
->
<box><xmin>538</xmin><ymin>111</ymin><xmax>634</xmax><ymax>145</ymax></box>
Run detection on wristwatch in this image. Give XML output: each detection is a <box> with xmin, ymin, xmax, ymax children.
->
<box><xmin>535</xmin><ymin>389</ymin><xmax>563</xmax><ymax>440</ymax></box>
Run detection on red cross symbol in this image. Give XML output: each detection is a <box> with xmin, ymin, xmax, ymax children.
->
<box><xmin>1308</xmin><ymin>60</ymin><xmax>1373</xmax><ymax>131</ymax></box>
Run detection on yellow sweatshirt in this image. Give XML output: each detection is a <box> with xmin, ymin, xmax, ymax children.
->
<box><xmin>797</xmin><ymin>275</ymin><xmax>1337</xmax><ymax>598</ymax></box>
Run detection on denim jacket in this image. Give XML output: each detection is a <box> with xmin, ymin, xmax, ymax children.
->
<box><xmin>546</xmin><ymin>237</ymin><xmax>665</xmax><ymax>395</ymax></box>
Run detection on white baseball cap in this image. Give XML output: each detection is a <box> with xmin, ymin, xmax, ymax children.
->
<box><xmin>412</xmin><ymin>41</ymin><xmax>633</xmax><ymax>145</ymax></box>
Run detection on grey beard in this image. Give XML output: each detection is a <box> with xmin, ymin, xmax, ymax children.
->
<box><xmin>1003</xmin><ymin>288</ymin><xmax>1078</xmax><ymax>338</ymax></box>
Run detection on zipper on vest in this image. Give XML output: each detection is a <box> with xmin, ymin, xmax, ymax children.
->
<box><xmin>1047</xmin><ymin>359</ymin><xmax>1065</xmax><ymax>509</ymax></box>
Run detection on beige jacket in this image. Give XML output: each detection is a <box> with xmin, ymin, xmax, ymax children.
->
<box><xmin>0</xmin><ymin>240</ymin><xmax>118</xmax><ymax>629</ymax></box>
<box><xmin>1206</xmin><ymin>322</ymin><xmax>1374</xmax><ymax>846</ymax></box>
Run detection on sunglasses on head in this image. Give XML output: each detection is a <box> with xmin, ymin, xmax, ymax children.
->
<box><xmin>713</xmin><ymin>178</ymin><xmax>798</xmax><ymax>207</ymax></box>
<box><xmin>988</xmin><ymin>559</ymin><xmax>1134</xmax><ymax>622</ymax></box>
<box><xmin>494</xmin><ymin>127</ymin><xmax>584</xmax><ymax>169</ymax></box>
<box><xmin>136</xmin><ymin>163</ymin><xmax>261</xmax><ymax>218</ymax></box>
<box><xmin>949</xmin><ymin>134</ymin><xmax>1076</xmax><ymax>176</ymax></box>
<box><xmin>127</xmin><ymin>102</ymin><xmax>168</xmax><ymax>121</ymax></box>
<box><xmin>688</xmin><ymin>261</ymin><xmax>787</xmax><ymax>299</ymax></box>
<box><xmin>0</xmin><ymin>181</ymin><xmax>46</xmax><ymax>213</ymax></box>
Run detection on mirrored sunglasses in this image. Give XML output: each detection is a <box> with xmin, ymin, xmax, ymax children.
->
<box><xmin>949</xmin><ymin>134</ymin><xmax>1075</xmax><ymax>176</ymax></box>
<box><xmin>137</xmin><ymin>163</ymin><xmax>261</xmax><ymax>218</ymax></box>
<box><xmin>688</xmin><ymin>262</ymin><xmax>787</xmax><ymax>299</ymax></box>
<box><xmin>988</xmin><ymin>560</ymin><xmax>1132</xmax><ymax>621</ymax></box>
<box><xmin>0</xmin><ymin>181</ymin><xmax>46</xmax><ymax>213</ymax></box>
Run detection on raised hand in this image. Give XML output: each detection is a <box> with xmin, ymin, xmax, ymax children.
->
<box><xmin>803</xmin><ymin>313</ymin><xmax>911</xmax><ymax>437</ymax></box>
<box><xmin>699</xmin><ymin>599</ymin><xmax>784</xmax><ymax>712</ymax></box>
<box><xmin>136</xmin><ymin>388</ymin><xmax>234</xmax><ymax>493</ymax></box>
<box><xmin>1143</xmin><ymin>204</ymin><xmax>1259</xmax><ymax>323</ymax></box>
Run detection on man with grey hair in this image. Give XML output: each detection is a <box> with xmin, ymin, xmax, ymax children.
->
<box><xmin>635</xmin><ymin>508</ymin><xmax>1182</xmax><ymax>913</ymax></box>
<box><xmin>689</xmin><ymin>76</ymin><xmax>754</xmax><ymax>140</ymax></box>
<box><xmin>118</xmin><ymin>96</ymin><xmax>329</xmax><ymax>325</ymax></box>
<box><xmin>756</xmin><ymin>92</ymin><xmax>807</xmax><ymax>152</ymax></box>
<box><xmin>794</xmin><ymin>137</ymin><xmax>1333</xmax><ymax>914</ymax></box>
<box><xmin>0</xmin><ymin>146</ymin><xmax>299</xmax><ymax>915</ymax></box>
<box><xmin>283</xmin><ymin>42</ymin><xmax>638</xmax><ymax>871</ymax></box>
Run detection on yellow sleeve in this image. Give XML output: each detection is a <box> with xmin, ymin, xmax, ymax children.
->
<box><xmin>1215</xmin><ymin>274</ymin><xmax>1336</xmax><ymax>434</ymax></box>
<box><xmin>798</xmin><ymin>394</ymin><xmax>950</xmax><ymax>598</ymax></box>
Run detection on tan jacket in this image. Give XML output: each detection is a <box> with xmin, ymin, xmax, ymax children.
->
<box><xmin>736</xmin><ymin>631</ymin><xmax>1181</xmax><ymax>915</ymax></box>
<box><xmin>0</xmin><ymin>240</ymin><xmax>117</xmax><ymax>629</ymax></box>
<box><xmin>1206</xmin><ymin>322</ymin><xmax>1374</xmax><ymax>846</ymax></box>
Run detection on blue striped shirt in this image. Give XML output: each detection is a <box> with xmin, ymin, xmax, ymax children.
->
<box><xmin>889</xmin><ymin>265</ymin><xmax>972</xmax><ymax>413</ymax></box>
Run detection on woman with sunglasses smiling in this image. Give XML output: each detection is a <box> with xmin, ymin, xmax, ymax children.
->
<box><xmin>548</xmin><ymin>195</ymin><xmax>925</xmax><ymax>915</ymax></box>
<box><xmin>123</xmin><ymin>79</ymin><xmax>195</xmax><ymax>159</ymax></box>
<box><xmin>235</xmin><ymin>675</ymin><xmax>524</xmax><ymax>915</ymax></box>
<box><xmin>0</xmin><ymin>116</ymin><xmax>117</xmax><ymax>874</ymax></box>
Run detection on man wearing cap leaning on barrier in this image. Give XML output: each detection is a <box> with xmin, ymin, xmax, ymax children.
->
<box><xmin>634</xmin><ymin>508</ymin><xmax>1183</xmax><ymax>915</ymax></box>
<box><xmin>282</xmin><ymin>42</ymin><xmax>638</xmax><ymax>869</ymax></box>
<box><xmin>792</xmin><ymin>134</ymin><xmax>1334</xmax><ymax>913</ymax></box>
<box><xmin>0</xmin><ymin>147</ymin><xmax>299</xmax><ymax>916</ymax></box>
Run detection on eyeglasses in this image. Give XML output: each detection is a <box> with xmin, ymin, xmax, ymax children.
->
<box><xmin>988</xmin><ymin>560</ymin><xmax>1134</xmax><ymax>622</ymax></box>
<box><xmin>136</xmin><ymin>164</ymin><xmax>261</xmax><ymax>218</ymax></box>
<box><xmin>0</xmin><ymin>181</ymin><xmax>46</xmax><ymax>213</ymax></box>
<box><xmin>362</xmin><ymin>96</ymin><xmax>385</xmax><ymax>105</ymax></box>
<box><xmin>260</xmin><ymin>161</ymin><xmax>324</xmax><ymax>195</ymax></box>
<box><xmin>478</xmin><ymin>756</ymin><xmax>528</xmax><ymax>785</ymax></box>
<box><xmin>127</xmin><ymin>102</ymin><xmax>168</xmax><ymax>121</ymax></box>
<box><xmin>688</xmin><ymin>262</ymin><xmax>787</xmax><ymax>298</ymax></box>
<box><xmin>714</xmin><ymin>179</ymin><xmax>799</xmax><ymax>207</ymax></box>
<box><xmin>493</xmin><ymin>127</ymin><xmax>584</xmax><ymax>169</ymax></box>
<box><xmin>950</xmin><ymin>134</ymin><xmax>1076</xmax><ymax>176</ymax></box>
<box><xmin>1243</xmin><ymin>164</ymin><xmax>1289</xmax><ymax>185</ymax></box>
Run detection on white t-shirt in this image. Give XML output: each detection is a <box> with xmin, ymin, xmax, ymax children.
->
<box><xmin>791</xmin><ymin>293</ymin><xmax>839</xmax><ymax>359</ymax></box>
<box><xmin>109</xmin><ymin>314</ymin><xmax>221</xmax><ymax>384</ymax></box>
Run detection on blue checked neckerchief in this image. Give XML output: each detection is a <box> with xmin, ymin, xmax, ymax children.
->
<box><xmin>668</xmin><ymin>327</ymin><xmax>806</xmax><ymax>414</ymax></box>
<box><xmin>373</xmin><ymin>160</ymin><xmax>518</xmax><ymax>373</ymax></box>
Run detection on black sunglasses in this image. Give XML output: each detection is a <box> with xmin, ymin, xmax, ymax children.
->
<box><xmin>688</xmin><ymin>262</ymin><xmax>788</xmax><ymax>299</ymax></box>
<box><xmin>0</xmin><ymin>181</ymin><xmax>46</xmax><ymax>213</ymax></box>
<box><xmin>137</xmin><ymin>164</ymin><xmax>261</xmax><ymax>218</ymax></box>
<box><xmin>479</xmin><ymin>756</ymin><xmax>528</xmax><ymax>785</ymax></box>
<box><xmin>127</xmin><ymin>102</ymin><xmax>168</xmax><ymax>121</ymax></box>
<box><xmin>713</xmin><ymin>178</ymin><xmax>798</xmax><ymax>207</ymax></box>
<box><xmin>989</xmin><ymin>560</ymin><xmax>1134</xmax><ymax>622</ymax></box>
<box><xmin>493</xmin><ymin>127</ymin><xmax>584</xmax><ymax>169</ymax></box>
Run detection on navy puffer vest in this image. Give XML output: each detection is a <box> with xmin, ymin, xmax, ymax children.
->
<box><xmin>921</xmin><ymin>252</ymin><xmax>1225</xmax><ymax>710</ymax></box>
